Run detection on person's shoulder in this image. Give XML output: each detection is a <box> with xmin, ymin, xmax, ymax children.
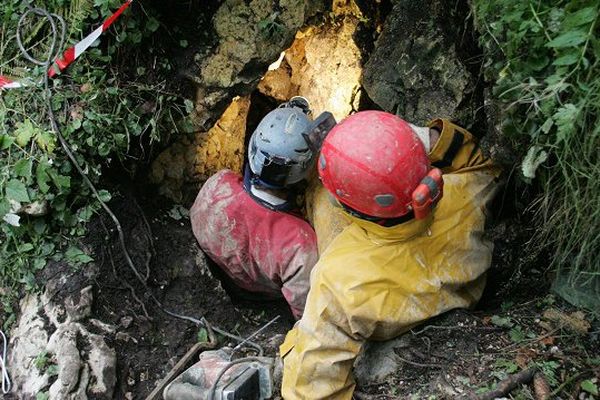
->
<box><xmin>317</xmin><ymin>225</ymin><xmax>367</xmax><ymax>263</ymax></box>
<box><xmin>206</xmin><ymin>169</ymin><xmax>241</xmax><ymax>184</ymax></box>
<box><xmin>197</xmin><ymin>169</ymin><xmax>244</xmax><ymax>200</ymax></box>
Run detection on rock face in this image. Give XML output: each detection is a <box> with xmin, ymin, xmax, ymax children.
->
<box><xmin>192</xmin><ymin>0</ymin><xmax>325</xmax><ymax>130</ymax></box>
<box><xmin>354</xmin><ymin>336</ymin><xmax>412</xmax><ymax>386</ymax></box>
<box><xmin>362</xmin><ymin>0</ymin><xmax>476</xmax><ymax>125</ymax></box>
<box><xmin>258</xmin><ymin>7</ymin><xmax>364</xmax><ymax>120</ymax></box>
<box><xmin>150</xmin><ymin>96</ymin><xmax>251</xmax><ymax>202</ymax></box>
<box><xmin>152</xmin><ymin>5</ymin><xmax>366</xmax><ymax>202</ymax></box>
<box><xmin>8</xmin><ymin>267</ymin><xmax>117</xmax><ymax>399</ymax></box>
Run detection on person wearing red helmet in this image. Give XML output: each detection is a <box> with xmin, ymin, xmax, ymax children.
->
<box><xmin>280</xmin><ymin>111</ymin><xmax>500</xmax><ymax>399</ymax></box>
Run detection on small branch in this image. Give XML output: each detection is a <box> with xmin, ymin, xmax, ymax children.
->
<box><xmin>476</xmin><ymin>368</ymin><xmax>536</xmax><ymax>400</ymax></box>
<box><xmin>533</xmin><ymin>372</ymin><xmax>551</xmax><ymax>400</ymax></box>
<box><xmin>109</xmin><ymin>248</ymin><xmax>151</xmax><ymax>320</ymax></box>
<box><xmin>395</xmin><ymin>354</ymin><xmax>442</xmax><ymax>369</ymax></box>
<box><xmin>550</xmin><ymin>371</ymin><xmax>587</xmax><ymax>397</ymax></box>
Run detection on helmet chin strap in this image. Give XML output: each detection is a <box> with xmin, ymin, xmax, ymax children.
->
<box><xmin>243</xmin><ymin>165</ymin><xmax>295</xmax><ymax>212</ymax></box>
<box><xmin>338</xmin><ymin>200</ymin><xmax>415</xmax><ymax>227</ymax></box>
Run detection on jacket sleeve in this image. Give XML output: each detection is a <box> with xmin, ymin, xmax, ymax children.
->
<box><xmin>280</xmin><ymin>268</ymin><xmax>364</xmax><ymax>400</ymax></box>
<box><xmin>428</xmin><ymin>119</ymin><xmax>494</xmax><ymax>174</ymax></box>
<box><xmin>280</xmin><ymin>238</ymin><xmax>319</xmax><ymax>319</ymax></box>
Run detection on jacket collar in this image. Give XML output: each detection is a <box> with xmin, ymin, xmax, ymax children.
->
<box><xmin>343</xmin><ymin>210</ymin><xmax>433</xmax><ymax>244</ymax></box>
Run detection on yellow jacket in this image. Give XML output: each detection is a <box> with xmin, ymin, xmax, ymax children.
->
<box><xmin>281</xmin><ymin>120</ymin><xmax>500</xmax><ymax>399</ymax></box>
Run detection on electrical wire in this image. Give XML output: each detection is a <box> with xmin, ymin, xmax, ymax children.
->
<box><xmin>0</xmin><ymin>329</ymin><xmax>11</xmax><ymax>394</ymax></box>
<box><xmin>15</xmin><ymin>5</ymin><xmax>263</xmax><ymax>355</ymax></box>
<box><xmin>229</xmin><ymin>315</ymin><xmax>279</xmax><ymax>360</ymax></box>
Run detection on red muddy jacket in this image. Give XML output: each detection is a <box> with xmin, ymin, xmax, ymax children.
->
<box><xmin>190</xmin><ymin>170</ymin><xmax>318</xmax><ymax>319</ymax></box>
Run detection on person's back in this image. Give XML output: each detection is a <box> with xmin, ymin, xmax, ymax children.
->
<box><xmin>190</xmin><ymin>97</ymin><xmax>329</xmax><ymax>319</ymax></box>
<box><xmin>281</xmin><ymin>112</ymin><xmax>500</xmax><ymax>399</ymax></box>
<box><xmin>191</xmin><ymin>169</ymin><xmax>317</xmax><ymax>318</ymax></box>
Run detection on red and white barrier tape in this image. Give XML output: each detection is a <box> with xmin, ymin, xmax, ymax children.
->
<box><xmin>0</xmin><ymin>0</ymin><xmax>133</xmax><ymax>90</ymax></box>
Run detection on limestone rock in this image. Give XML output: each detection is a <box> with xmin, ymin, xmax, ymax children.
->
<box><xmin>149</xmin><ymin>137</ymin><xmax>198</xmax><ymax>203</ymax></box>
<box><xmin>193</xmin><ymin>96</ymin><xmax>251</xmax><ymax>182</ymax></box>
<box><xmin>150</xmin><ymin>95</ymin><xmax>251</xmax><ymax>202</ymax></box>
<box><xmin>259</xmin><ymin>14</ymin><xmax>364</xmax><ymax>121</ymax></box>
<box><xmin>86</xmin><ymin>333</ymin><xmax>117</xmax><ymax>398</ymax></box>
<box><xmin>47</xmin><ymin>325</ymin><xmax>82</xmax><ymax>398</ymax></box>
<box><xmin>257</xmin><ymin>63</ymin><xmax>294</xmax><ymax>101</ymax></box>
<box><xmin>192</xmin><ymin>0</ymin><xmax>325</xmax><ymax>130</ymax></box>
<box><xmin>289</xmin><ymin>17</ymin><xmax>363</xmax><ymax>120</ymax></box>
<box><xmin>362</xmin><ymin>0</ymin><xmax>474</xmax><ymax>124</ymax></box>
<box><xmin>6</xmin><ymin>295</ymin><xmax>50</xmax><ymax>396</ymax></box>
<box><xmin>8</xmin><ymin>283</ymin><xmax>116</xmax><ymax>399</ymax></box>
<box><xmin>354</xmin><ymin>335</ymin><xmax>412</xmax><ymax>386</ymax></box>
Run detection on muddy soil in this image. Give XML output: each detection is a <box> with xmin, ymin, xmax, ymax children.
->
<box><xmin>77</xmin><ymin>188</ymin><xmax>295</xmax><ymax>399</ymax></box>
<box><xmin>81</xmin><ymin>187</ymin><xmax>600</xmax><ymax>400</ymax></box>
<box><xmin>0</xmin><ymin>178</ymin><xmax>591</xmax><ymax>400</ymax></box>
<box><xmin>355</xmin><ymin>303</ymin><xmax>599</xmax><ymax>399</ymax></box>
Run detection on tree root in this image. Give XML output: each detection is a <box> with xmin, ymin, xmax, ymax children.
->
<box><xmin>533</xmin><ymin>372</ymin><xmax>551</xmax><ymax>400</ymax></box>
<box><xmin>474</xmin><ymin>368</ymin><xmax>536</xmax><ymax>400</ymax></box>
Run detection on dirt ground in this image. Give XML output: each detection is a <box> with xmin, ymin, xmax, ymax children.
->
<box><xmin>75</xmin><ymin>190</ymin><xmax>294</xmax><ymax>399</ymax></box>
<box><xmin>1</xmin><ymin>182</ymin><xmax>591</xmax><ymax>400</ymax></box>
<box><xmin>72</xmin><ymin>185</ymin><xmax>597</xmax><ymax>400</ymax></box>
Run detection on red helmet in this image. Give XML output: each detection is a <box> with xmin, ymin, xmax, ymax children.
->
<box><xmin>318</xmin><ymin>111</ymin><xmax>431</xmax><ymax>219</ymax></box>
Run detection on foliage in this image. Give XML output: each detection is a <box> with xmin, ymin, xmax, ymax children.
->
<box><xmin>196</xmin><ymin>327</ymin><xmax>208</xmax><ymax>343</ymax></box>
<box><xmin>581</xmin><ymin>379</ymin><xmax>599</xmax><ymax>395</ymax></box>
<box><xmin>535</xmin><ymin>361</ymin><xmax>561</xmax><ymax>387</ymax></box>
<box><xmin>473</xmin><ymin>0</ymin><xmax>600</xmax><ymax>311</ymax></box>
<box><xmin>0</xmin><ymin>0</ymin><xmax>190</xmax><ymax>294</ymax></box>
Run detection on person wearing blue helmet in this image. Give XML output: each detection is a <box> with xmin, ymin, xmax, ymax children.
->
<box><xmin>190</xmin><ymin>97</ymin><xmax>321</xmax><ymax>319</ymax></box>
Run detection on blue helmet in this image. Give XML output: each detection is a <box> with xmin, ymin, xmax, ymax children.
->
<box><xmin>248</xmin><ymin>97</ymin><xmax>313</xmax><ymax>188</ymax></box>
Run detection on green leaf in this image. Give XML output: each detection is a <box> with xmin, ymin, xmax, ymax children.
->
<box><xmin>35</xmin><ymin>131</ymin><xmax>57</xmax><ymax>153</ymax></box>
<box><xmin>33</xmin><ymin>258</ymin><xmax>47</xmax><ymax>271</ymax></box>
<box><xmin>495</xmin><ymin>359</ymin><xmax>518</xmax><ymax>373</ymax></box>
<box><xmin>14</xmin><ymin>120</ymin><xmax>38</xmax><ymax>147</ymax></box>
<box><xmin>179</xmin><ymin>39</ymin><xmax>188</xmax><ymax>48</ymax></box>
<box><xmin>18</xmin><ymin>243</ymin><xmax>34</xmax><ymax>253</ymax></box>
<box><xmin>581</xmin><ymin>380</ymin><xmax>598</xmax><ymax>395</ymax></box>
<box><xmin>48</xmin><ymin>170</ymin><xmax>71</xmax><ymax>190</ymax></box>
<box><xmin>71</xmin><ymin>119</ymin><xmax>82</xmax><ymax>130</ymax></box>
<box><xmin>491</xmin><ymin>315</ymin><xmax>514</xmax><ymax>328</ymax></box>
<box><xmin>36</xmin><ymin>162</ymin><xmax>51</xmax><ymax>194</ymax></box>
<box><xmin>541</xmin><ymin>118</ymin><xmax>554</xmax><ymax>134</ymax></box>
<box><xmin>36</xmin><ymin>392</ymin><xmax>49</xmax><ymax>400</ymax></box>
<box><xmin>98</xmin><ymin>142</ymin><xmax>110</xmax><ymax>156</ymax></box>
<box><xmin>97</xmin><ymin>190</ymin><xmax>111</xmax><ymax>203</ymax></box>
<box><xmin>147</xmin><ymin>17</ymin><xmax>160</xmax><ymax>32</ymax></box>
<box><xmin>46</xmin><ymin>364</ymin><xmax>59</xmax><ymax>377</ymax></box>
<box><xmin>0</xmin><ymin>134</ymin><xmax>15</xmax><ymax>149</ymax></box>
<box><xmin>563</xmin><ymin>7</ymin><xmax>597</xmax><ymax>28</ymax></box>
<box><xmin>553</xmin><ymin>53</ymin><xmax>579</xmax><ymax>66</ymax></box>
<box><xmin>509</xmin><ymin>326</ymin><xmax>526</xmax><ymax>343</ymax></box>
<box><xmin>553</xmin><ymin>103</ymin><xmax>580</xmax><ymax>142</ymax></box>
<box><xmin>6</xmin><ymin>179</ymin><xmax>30</xmax><ymax>202</ymax></box>
<box><xmin>197</xmin><ymin>328</ymin><xmax>208</xmax><ymax>343</ymax></box>
<box><xmin>14</xmin><ymin>158</ymin><xmax>33</xmax><ymax>179</ymax></box>
<box><xmin>546</xmin><ymin>30</ymin><xmax>588</xmax><ymax>48</ymax></box>
<box><xmin>65</xmin><ymin>246</ymin><xmax>94</xmax><ymax>265</ymax></box>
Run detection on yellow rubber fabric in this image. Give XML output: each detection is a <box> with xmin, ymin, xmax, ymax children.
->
<box><xmin>281</xmin><ymin>120</ymin><xmax>500</xmax><ymax>399</ymax></box>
